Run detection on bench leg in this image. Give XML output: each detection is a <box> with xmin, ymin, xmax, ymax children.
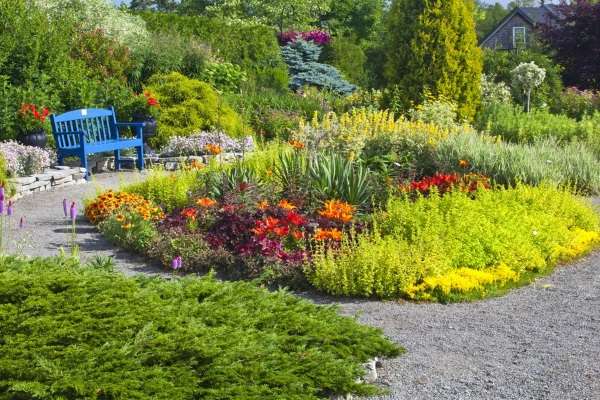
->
<box><xmin>136</xmin><ymin>146</ymin><xmax>144</xmax><ymax>171</ymax></box>
<box><xmin>81</xmin><ymin>153</ymin><xmax>90</xmax><ymax>180</ymax></box>
<box><xmin>114</xmin><ymin>150</ymin><xmax>121</xmax><ymax>171</ymax></box>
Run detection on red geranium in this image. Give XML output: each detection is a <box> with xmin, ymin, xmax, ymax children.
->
<box><xmin>17</xmin><ymin>103</ymin><xmax>50</xmax><ymax>133</ymax></box>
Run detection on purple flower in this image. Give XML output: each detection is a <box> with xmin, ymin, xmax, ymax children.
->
<box><xmin>63</xmin><ymin>199</ymin><xmax>68</xmax><ymax>217</ymax></box>
<box><xmin>0</xmin><ymin>201</ymin><xmax>4</xmax><ymax>215</ymax></box>
<box><xmin>19</xmin><ymin>216</ymin><xmax>24</xmax><ymax>229</ymax></box>
<box><xmin>7</xmin><ymin>201</ymin><xmax>13</xmax><ymax>216</ymax></box>
<box><xmin>0</xmin><ymin>186</ymin><xmax>4</xmax><ymax>202</ymax></box>
<box><xmin>70</xmin><ymin>202</ymin><xmax>77</xmax><ymax>222</ymax></box>
<box><xmin>171</xmin><ymin>256</ymin><xmax>183</xmax><ymax>270</ymax></box>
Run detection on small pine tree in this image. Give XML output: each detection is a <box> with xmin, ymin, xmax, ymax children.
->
<box><xmin>384</xmin><ymin>0</ymin><xmax>482</xmax><ymax>119</ymax></box>
<box><xmin>282</xmin><ymin>39</ymin><xmax>356</xmax><ymax>95</ymax></box>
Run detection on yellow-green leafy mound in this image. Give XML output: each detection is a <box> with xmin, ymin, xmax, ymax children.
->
<box><xmin>310</xmin><ymin>185</ymin><xmax>600</xmax><ymax>302</ymax></box>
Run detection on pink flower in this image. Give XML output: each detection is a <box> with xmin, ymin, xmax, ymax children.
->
<box><xmin>70</xmin><ymin>202</ymin><xmax>77</xmax><ymax>222</ymax></box>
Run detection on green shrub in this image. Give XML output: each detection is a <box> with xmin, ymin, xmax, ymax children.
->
<box><xmin>476</xmin><ymin>103</ymin><xmax>600</xmax><ymax>144</ymax></box>
<box><xmin>551</xmin><ymin>87</ymin><xmax>600</xmax><ymax>120</ymax></box>
<box><xmin>138</xmin><ymin>12</ymin><xmax>289</xmax><ymax>91</ymax></box>
<box><xmin>226</xmin><ymin>90</ymin><xmax>322</xmax><ymax>140</ymax></box>
<box><xmin>0</xmin><ymin>256</ymin><xmax>401</xmax><ymax>399</ymax></box>
<box><xmin>124</xmin><ymin>167</ymin><xmax>204</xmax><ymax>212</ymax></box>
<box><xmin>98</xmin><ymin>210</ymin><xmax>158</xmax><ymax>253</ymax></box>
<box><xmin>130</xmin><ymin>31</ymin><xmax>212</xmax><ymax>87</ymax></box>
<box><xmin>310</xmin><ymin>185</ymin><xmax>600</xmax><ymax>301</ymax></box>
<box><xmin>434</xmin><ymin>133</ymin><xmax>600</xmax><ymax>194</ymax></box>
<box><xmin>200</xmin><ymin>62</ymin><xmax>247</xmax><ymax>93</ymax></box>
<box><xmin>322</xmin><ymin>35</ymin><xmax>368</xmax><ymax>87</ymax></box>
<box><xmin>145</xmin><ymin>72</ymin><xmax>246</xmax><ymax>147</ymax></box>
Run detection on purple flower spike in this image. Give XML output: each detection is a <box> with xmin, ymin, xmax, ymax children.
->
<box><xmin>172</xmin><ymin>256</ymin><xmax>183</xmax><ymax>270</ymax></box>
<box><xmin>70</xmin><ymin>202</ymin><xmax>77</xmax><ymax>222</ymax></box>
<box><xmin>19</xmin><ymin>216</ymin><xmax>24</xmax><ymax>229</ymax></box>
<box><xmin>0</xmin><ymin>186</ymin><xmax>4</xmax><ymax>202</ymax></box>
<box><xmin>63</xmin><ymin>199</ymin><xmax>68</xmax><ymax>217</ymax></box>
<box><xmin>7</xmin><ymin>201</ymin><xmax>13</xmax><ymax>216</ymax></box>
<box><xmin>0</xmin><ymin>201</ymin><xmax>4</xmax><ymax>215</ymax></box>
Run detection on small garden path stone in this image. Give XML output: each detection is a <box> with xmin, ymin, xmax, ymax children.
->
<box><xmin>11</xmin><ymin>178</ymin><xmax>600</xmax><ymax>399</ymax></box>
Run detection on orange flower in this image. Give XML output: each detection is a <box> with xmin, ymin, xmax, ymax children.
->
<box><xmin>205</xmin><ymin>144</ymin><xmax>222</xmax><ymax>155</ymax></box>
<box><xmin>85</xmin><ymin>190</ymin><xmax>164</xmax><ymax>224</ymax></box>
<box><xmin>273</xmin><ymin>226</ymin><xmax>290</xmax><ymax>237</ymax></box>
<box><xmin>458</xmin><ymin>159</ymin><xmax>470</xmax><ymax>169</ymax></box>
<box><xmin>291</xmin><ymin>230</ymin><xmax>304</xmax><ymax>240</ymax></box>
<box><xmin>115</xmin><ymin>214</ymin><xmax>125</xmax><ymax>222</ymax></box>
<box><xmin>289</xmin><ymin>140</ymin><xmax>305</xmax><ymax>150</ymax></box>
<box><xmin>278</xmin><ymin>199</ymin><xmax>296</xmax><ymax>211</ymax></box>
<box><xmin>196</xmin><ymin>197</ymin><xmax>217</xmax><ymax>208</ymax></box>
<box><xmin>319</xmin><ymin>200</ymin><xmax>355</xmax><ymax>223</ymax></box>
<box><xmin>190</xmin><ymin>159</ymin><xmax>205</xmax><ymax>170</ymax></box>
<box><xmin>257</xmin><ymin>200</ymin><xmax>269</xmax><ymax>210</ymax></box>
<box><xmin>314</xmin><ymin>228</ymin><xmax>343</xmax><ymax>241</ymax></box>
<box><xmin>122</xmin><ymin>223</ymin><xmax>134</xmax><ymax>230</ymax></box>
<box><xmin>181</xmin><ymin>208</ymin><xmax>197</xmax><ymax>220</ymax></box>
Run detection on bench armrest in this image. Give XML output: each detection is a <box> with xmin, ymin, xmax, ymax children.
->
<box><xmin>116</xmin><ymin>122</ymin><xmax>145</xmax><ymax>139</ymax></box>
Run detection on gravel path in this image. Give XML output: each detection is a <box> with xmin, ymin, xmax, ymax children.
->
<box><xmin>7</xmin><ymin>172</ymin><xmax>163</xmax><ymax>276</ymax></box>
<box><xmin>9</xmin><ymin>174</ymin><xmax>600</xmax><ymax>399</ymax></box>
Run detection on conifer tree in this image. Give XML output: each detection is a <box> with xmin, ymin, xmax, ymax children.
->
<box><xmin>384</xmin><ymin>0</ymin><xmax>482</xmax><ymax>119</ymax></box>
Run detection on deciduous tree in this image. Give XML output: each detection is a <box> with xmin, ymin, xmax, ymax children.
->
<box><xmin>541</xmin><ymin>0</ymin><xmax>600</xmax><ymax>90</ymax></box>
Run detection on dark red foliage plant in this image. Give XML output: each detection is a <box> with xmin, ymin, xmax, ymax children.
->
<box><xmin>540</xmin><ymin>0</ymin><xmax>600</xmax><ymax>90</ymax></box>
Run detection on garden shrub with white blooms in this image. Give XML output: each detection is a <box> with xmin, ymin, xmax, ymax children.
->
<box><xmin>160</xmin><ymin>131</ymin><xmax>254</xmax><ymax>157</ymax></box>
<box><xmin>0</xmin><ymin>141</ymin><xmax>53</xmax><ymax>176</ymax></box>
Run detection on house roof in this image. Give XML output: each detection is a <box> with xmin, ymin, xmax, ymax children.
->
<box><xmin>480</xmin><ymin>5</ymin><xmax>561</xmax><ymax>47</ymax></box>
<box><xmin>520</xmin><ymin>5</ymin><xmax>560</xmax><ymax>24</ymax></box>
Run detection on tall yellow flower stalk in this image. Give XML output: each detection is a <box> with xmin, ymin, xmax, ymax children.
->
<box><xmin>294</xmin><ymin>108</ymin><xmax>459</xmax><ymax>158</ymax></box>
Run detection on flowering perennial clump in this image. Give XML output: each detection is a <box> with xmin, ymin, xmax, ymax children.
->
<box><xmin>278</xmin><ymin>30</ymin><xmax>331</xmax><ymax>46</ymax></box>
<box><xmin>85</xmin><ymin>191</ymin><xmax>163</xmax><ymax>224</ymax></box>
<box><xmin>0</xmin><ymin>141</ymin><xmax>53</xmax><ymax>177</ymax></box>
<box><xmin>401</xmin><ymin>173</ymin><xmax>491</xmax><ymax>196</ymax></box>
<box><xmin>319</xmin><ymin>200</ymin><xmax>355</xmax><ymax>224</ymax></box>
<box><xmin>160</xmin><ymin>131</ymin><xmax>254</xmax><ymax>157</ymax></box>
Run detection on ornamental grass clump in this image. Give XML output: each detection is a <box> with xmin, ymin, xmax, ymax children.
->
<box><xmin>0</xmin><ymin>256</ymin><xmax>401</xmax><ymax>399</ymax></box>
<box><xmin>310</xmin><ymin>185</ymin><xmax>600</xmax><ymax>302</ymax></box>
<box><xmin>434</xmin><ymin>133</ymin><xmax>600</xmax><ymax>194</ymax></box>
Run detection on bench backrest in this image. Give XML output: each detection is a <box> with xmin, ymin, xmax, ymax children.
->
<box><xmin>50</xmin><ymin>107</ymin><xmax>118</xmax><ymax>149</ymax></box>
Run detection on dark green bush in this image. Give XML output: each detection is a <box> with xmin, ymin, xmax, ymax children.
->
<box><xmin>0</xmin><ymin>256</ymin><xmax>401</xmax><ymax>399</ymax></box>
<box><xmin>138</xmin><ymin>12</ymin><xmax>289</xmax><ymax>91</ymax></box>
<box><xmin>129</xmin><ymin>31</ymin><xmax>212</xmax><ymax>87</ymax></box>
<box><xmin>146</xmin><ymin>72</ymin><xmax>247</xmax><ymax>147</ymax></box>
<box><xmin>226</xmin><ymin>90</ymin><xmax>323</xmax><ymax>139</ymax></box>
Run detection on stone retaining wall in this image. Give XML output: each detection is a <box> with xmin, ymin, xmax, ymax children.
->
<box><xmin>86</xmin><ymin>153</ymin><xmax>242</xmax><ymax>173</ymax></box>
<box><xmin>9</xmin><ymin>166</ymin><xmax>87</xmax><ymax>200</ymax></box>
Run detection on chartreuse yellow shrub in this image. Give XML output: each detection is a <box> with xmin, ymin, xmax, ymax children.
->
<box><xmin>293</xmin><ymin>109</ymin><xmax>469</xmax><ymax>159</ymax></box>
<box><xmin>309</xmin><ymin>185</ymin><xmax>600</xmax><ymax>302</ymax></box>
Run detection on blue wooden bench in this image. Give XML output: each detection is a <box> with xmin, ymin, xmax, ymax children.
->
<box><xmin>50</xmin><ymin>107</ymin><xmax>145</xmax><ymax>178</ymax></box>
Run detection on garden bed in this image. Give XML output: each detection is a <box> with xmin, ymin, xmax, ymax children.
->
<box><xmin>84</xmin><ymin>137</ymin><xmax>600</xmax><ymax>303</ymax></box>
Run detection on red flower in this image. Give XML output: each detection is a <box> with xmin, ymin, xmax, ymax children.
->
<box><xmin>286</xmin><ymin>211</ymin><xmax>305</xmax><ymax>226</ymax></box>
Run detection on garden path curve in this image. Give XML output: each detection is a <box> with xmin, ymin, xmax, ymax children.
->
<box><xmin>10</xmin><ymin>173</ymin><xmax>600</xmax><ymax>400</ymax></box>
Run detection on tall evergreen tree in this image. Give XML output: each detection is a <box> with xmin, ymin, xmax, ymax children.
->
<box><xmin>383</xmin><ymin>0</ymin><xmax>482</xmax><ymax>119</ymax></box>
